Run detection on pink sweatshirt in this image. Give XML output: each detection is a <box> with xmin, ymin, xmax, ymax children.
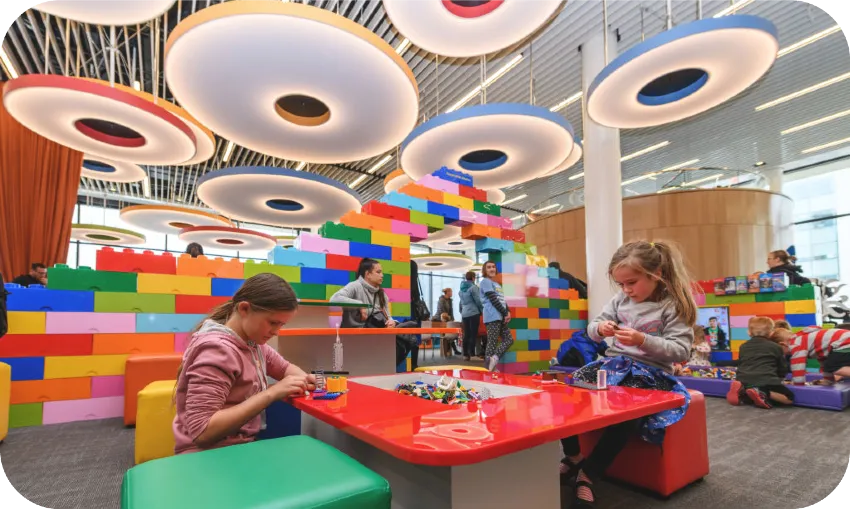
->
<box><xmin>173</xmin><ymin>320</ymin><xmax>290</xmax><ymax>454</ymax></box>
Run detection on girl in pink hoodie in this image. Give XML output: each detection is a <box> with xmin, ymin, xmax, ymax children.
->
<box><xmin>173</xmin><ymin>273</ymin><xmax>316</xmax><ymax>454</ymax></box>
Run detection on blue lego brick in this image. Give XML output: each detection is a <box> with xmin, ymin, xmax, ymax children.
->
<box><xmin>300</xmin><ymin>267</ymin><xmax>352</xmax><ymax>286</ymax></box>
<box><xmin>500</xmin><ymin>351</ymin><xmax>518</xmax><ymax>363</ymax></box>
<box><xmin>0</xmin><ymin>357</ymin><xmax>45</xmax><ymax>381</ymax></box>
<box><xmin>475</xmin><ymin>238</ymin><xmax>514</xmax><ymax>253</ymax></box>
<box><xmin>433</xmin><ymin>167</ymin><xmax>473</xmax><ymax>187</ymax></box>
<box><xmin>569</xmin><ymin>320</ymin><xmax>589</xmax><ymax>329</ymax></box>
<box><xmin>730</xmin><ymin>328</ymin><xmax>750</xmax><ymax>341</ymax></box>
<box><xmin>710</xmin><ymin>351</ymin><xmax>733</xmax><ymax>362</ymax></box>
<box><xmin>516</xmin><ymin>329</ymin><xmax>539</xmax><ymax>341</ymax></box>
<box><xmin>257</xmin><ymin>400</ymin><xmax>301</xmax><ymax>440</ymax></box>
<box><xmin>785</xmin><ymin>313</ymin><xmax>818</xmax><ymax>328</ymax></box>
<box><xmin>380</xmin><ymin>192</ymin><xmax>429</xmax><ymax>213</ymax></box>
<box><xmin>427</xmin><ymin>202</ymin><xmax>460</xmax><ymax>223</ymax></box>
<box><xmin>539</xmin><ymin>308</ymin><xmax>560</xmax><ymax>319</ymax></box>
<box><xmin>136</xmin><ymin>313</ymin><xmax>206</xmax><ymax>333</ymax></box>
<box><xmin>349</xmin><ymin>241</ymin><xmax>392</xmax><ymax>260</ymax></box>
<box><xmin>211</xmin><ymin>278</ymin><xmax>244</xmax><ymax>297</ymax></box>
<box><xmin>4</xmin><ymin>284</ymin><xmax>94</xmax><ymax>312</ymax></box>
<box><xmin>267</xmin><ymin>246</ymin><xmax>326</xmax><ymax>269</ymax></box>
<box><xmin>546</xmin><ymin>267</ymin><xmax>559</xmax><ymax>279</ymax></box>
<box><xmin>549</xmin><ymin>279</ymin><xmax>562</xmax><ymax>290</ymax></box>
<box><xmin>528</xmin><ymin>340</ymin><xmax>550</xmax><ymax>351</ymax></box>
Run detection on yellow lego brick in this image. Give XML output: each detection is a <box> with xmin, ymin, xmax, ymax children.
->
<box><xmin>442</xmin><ymin>193</ymin><xmax>473</xmax><ymax>210</ymax></box>
<box><xmin>135</xmin><ymin>380</ymin><xmax>177</xmax><ymax>464</ymax></box>
<box><xmin>784</xmin><ymin>300</ymin><xmax>816</xmax><ymax>315</ymax></box>
<box><xmin>136</xmin><ymin>274</ymin><xmax>211</xmax><ymax>296</ymax></box>
<box><xmin>7</xmin><ymin>312</ymin><xmax>46</xmax><ymax>334</ymax></box>
<box><xmin>569</xmin><ymin>300</ymin><xmax>588</xmax><ymax>311</ymax></box>
<box><xmin>371</xmin><ymin>231</ymin><xmax>411</xmax><ymax>249</ymax></box>
<box><xmin>516</xmin><ymin>350</ymin><xmax>539</xmax><ymax>363</ymax></box>
<box><xmin>528</xmin><ymin>318</ymin><xmax>550</xmax><ymax>330</ymax></box>
<box><xmin>44</xmin><ymin>355</ymin><xmax>128</xmax><ymax>379</ymax></box>
<box><xmin>731</xmin><ymin>340</ymin><xmax>746</xmax><ymax>353</ymax></box>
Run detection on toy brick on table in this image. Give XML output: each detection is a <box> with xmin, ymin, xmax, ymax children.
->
<box><xmin>48</xmin><ymin>265</ymin><xmax>137</xmax><ymax>293</ymax></box>
<box><xmin>96</xmin><ymin>248</ymin><xmax>177</xmax><ymax>275</ymax></box>
<box><xmin>176</xmin><ymin>254</ymin><xmax>244</xmax><ymax>279</ymax></box>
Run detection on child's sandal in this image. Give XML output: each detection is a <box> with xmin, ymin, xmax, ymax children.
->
<box><xmin>573</xmin><ymin>479</ymin><xmax>596</xmax><ymax>508</ymax></box>
<box><xmin>560</xmin><ymin>457</ymin><xmax>584</xmax><ymax>486</ymax></box>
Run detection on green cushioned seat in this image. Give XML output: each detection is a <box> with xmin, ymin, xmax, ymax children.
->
<box><xmin>121</xmin><ymin>435</ymin><xmax>391</xmax><ymax>509</ymax></box>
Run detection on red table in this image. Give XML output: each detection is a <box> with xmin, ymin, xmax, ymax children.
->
<box><xmin>294</xmin><ymin>369</ymin><xmax>684</xmax><ymax>508</ymax></box>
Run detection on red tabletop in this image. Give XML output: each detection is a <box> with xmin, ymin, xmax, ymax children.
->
<box><xmin>292</xmin><ymin>369</ymin><xmax>685</xmax><ymax>466</ymax></box>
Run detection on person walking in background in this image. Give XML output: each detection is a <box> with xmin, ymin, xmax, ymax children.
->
<box><xmin>459</xmin><ymin>271</ymin><xmax>483</xmax><ymax>361</ymax></box>
<box><xmin>434</xmin><ymin>288</ymin><xmax>461</xmax><ymax>356</ymax></box>
<box><xmin>480</xmin><ymin>261</ymin><xmax>513</xmax><ymax>371</ymax></box>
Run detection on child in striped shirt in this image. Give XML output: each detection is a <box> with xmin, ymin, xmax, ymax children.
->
<box><xmin>788</xmin><ymin>326</ymin><xmax>850</xmax><ymax>385</ymax></box>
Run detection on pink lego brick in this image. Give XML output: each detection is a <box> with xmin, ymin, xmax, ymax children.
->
<box><xmin>174</xmin><ymin>333</ymin><xmax>191</xmax><ymax>353</ymax></box>
<box><xmin>550</xmin><ymin>319</ymin><xmax>568</xmax><ymax>329</ymax></box>
<box><xmin>384</xmin><ymin>288</ymin><xmax>411</xmax><ymax>303</ymax></box>
<box><xmin>459</xmin><ymin>208</ymin><xmax>488</xmax><ymax>225</ymax></box>
<box><xmin>486</xmin><ymin>215</ymin><xmax>511</xmax><ymax>229</ymax></box>
<box><xmin>295</xmin><ymin>233</ymin><xmax>349</xmax><ymax>256</ymax></box>
<box><xmin>548</xmin><ymin>289</ymin><xmax>560</xmax><ymax>299</ymax></box>
<box><xmin>501</xmin><ymin>362</ymin><xmax>529</xmax><ymax>374</ymax></box>
<box><xmin>42</xmin><ymin>396</ymin><xmax>124</xmax><ymax>424</ymax></box>
<box><xmin>91</xmin><ymin>376</ymin><xmax>125</xmax><ymax>398</ymax></box>
<box><xmin>391</xmin><ymin>220</ymin><xmax>428</xmax><ymax>242</ymax></box>
<box><xmin>506</xmin><ymin>297</ymin><xmax>528</xmax><ymax>307</ymax></box>
<box><xmin>730</xmin><ymin>315</ymin><xmax>754</xmax><ymax>328</ymax></box>
<box><xmin>694</xmin><ymin>292</ymin><xmax>706</xmax><ymax>306</ymax></box>
<box><xmin>46</xmin><ymin>312</ymin><xmax>136</xmax><ymax>334</ymax></box>
<box><xmin>418</xmin><ymin>175</ymin><xmax>460</xmax><ymax>194</ymax></box>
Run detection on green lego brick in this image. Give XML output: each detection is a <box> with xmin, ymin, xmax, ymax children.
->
<box><xmin>488</xmin><ymin>252</ymin><xmax>503</xmax><ymax>264</ymax></box>
<box><xmin>473</xmin><ymin>200</ymin><xmax>501</xmax><ymax>216</ymax></box>
<box><xmin>318</xmin><ymin>222</ymin><xmax>371</xmax><ymax>244</ymax></box>
<box><xmin>409</xmin><ymin>211</ymin><xmax>444</xmax><ymax>230</ymax></box>
<box><xmin>704</xmin><ymin>293</ymin><xmax>756</xmax><ymax>305</ymax></box>
<box><xmin>754</xmin><ymin>291</ymin><xmax>784</xmax><ymax>302</ymax></box>
<box><xmin>514</xmin><ymin>243</ymin><xmax>537</xmax><ymax>255</ymax></box>
<box><xmin>289</xmin><ymin>283</ymin><xmax>327</xmax><ymax>300</ymax></box>
<box><xmin>528</xmin><ymin>360</ymin><xmax>551</xmax><ymax>373</ymax></box>
<box><xmin>551</xmin><ymin>299</ymin><xmax>570</xmax><ymax>310</ymax></box>
<box><xmin>501</xmin><ymin>252</ymin><xmax>527</xmax><ymax>265</ymax></box>
<box><xmin>390</xmin><ymin>302</ymin><xmax>411</xmax><ymax>317</ymax></box>
<box><xmin>243</xmin><ymin>261</ymin><xmax>301</xmax><ymax>282</ymax></box>
<box><xmin>560</xmin><ymin>309</ymin><xmax>581</xmax><ymax>320</ymax></box>
<box><xmin>806</xmin><ymin>358</ymin><xmax>820</xmax><ymax>369</ymax></box>
<box><xmin>503</xmin><ymin>283</ymin><xmax>517</xmax><ymax>296</ymax></box>
<box><xmin>47</xmin><ymin>264</ymin><xmax>137</xmax><ymax>292</ymax></box>
<box><xmin>381</xmin><ymin>277</ymin><xmax>392</xmax><ymax>289</ymax></box>
<box><xmin>510</xmin><ymin>318</ymin><xmax>529</xmax><ymax>330</ymax></box>
<box><xmin>508</xmin><ymin>340</ymin><xmax>529</xmax><ymax>352</ymax></box>
<box><xmin>527</xmin><ymin>297</ymin><xmax>550</xmax><ymax>308</ymax></box>
<box><xmin>789</xmin><ymin>284</ymin><xmax>816</xmax><ymax>300</ymax></box>
<box><xmin>94</xmin><ymin>292</ymin><xmax>176</xmax><ymax>313</ymax></box>
<box><xmin>376</xmin><ymin>259</ymin><xmax>410</xmax><ymax>276</ymax></box>
<box><xmin>9</xmin><ymin>403</ymin><xmax>42</xmax><ymax>428</ymax></box>
<box><xmin>325</xmin><ymin>285</ymin><xmax>344</xmax><ymax>301</ymax></box>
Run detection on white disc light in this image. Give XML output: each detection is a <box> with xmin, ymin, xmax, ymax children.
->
<box><xmin>164</xmin><ymin>2</ymin><xmax>419</xmax><ymax>164</ymax></box>
<box><xmin>425</xmin><ymin>225</ymin><xmax>475</xmax><ymax>252</ymax></box>
<box><xmin>382</xmin><ymin>0</ymin><xmax>562</xmax><ymax>58</ymax></box>
<box><xmin>80</xmin><ymin>155</ymin><xmax>146</xmax><ymax>183</ymax></box>
<box><xmin>120</xmin><ymin>205</ymin><xmax>233</xmax><ymax>236</ymax></box>
<box><xmin>543</xmin><ymin>139</ymin><xmax>583</xmax><ymax>177</ymax></box>
<box><xmin>36</xmin><ymin>0</ymin><xmax>176</xmax><ymax>25</ymax></box>
<box><xmin>384</xmin><ymin>169</ymin><xmax>412</xmax><ymax>195</ymax></box>
<box><xmin>70</xmin><ymin>224</ymin><xmax>146</xmax><ymax>246</ymax></box>
<box><xmin>413</xmin><ymin>253</ymin><xmax>474</xmax><ymax>272</ymax></box>
<box><xmin>179</xmin><ymin>226</ymin><xmax>277</xmax><ymax>252</ymax></box>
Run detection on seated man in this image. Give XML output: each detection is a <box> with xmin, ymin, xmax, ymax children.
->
<box><xmin>12</xmin><ymin>263</ymin><xmax>47</xmax><ymax>287</ymax></box>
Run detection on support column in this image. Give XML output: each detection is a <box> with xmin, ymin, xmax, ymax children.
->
<box><xmin>581</xmin><ymin>29</ymin><xmax>622</xmax><ymax>319</ymax></box>
<box><xmin>763</xmin><ymin>167</ymin><xmax>783</xmax><ymax>193</ymax></box>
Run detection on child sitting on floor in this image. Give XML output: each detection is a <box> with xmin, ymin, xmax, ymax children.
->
<box><xmin>688</xmin><ymin>326</ymin><xmax>712</xmax><ymax>366</ymax></box>
<box><xmin>726</xmin><ymin>317</ymin><xmax>794</xmax><ymax>409</ymax></box>
<box><xmin>786</xmin><ymin>325</ymin><xmax>850</xmax><ymax>385</ymax></box>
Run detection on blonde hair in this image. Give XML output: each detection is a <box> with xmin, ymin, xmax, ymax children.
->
<box><xmin>748</xmin><ymin>316</ymin><xmax>775</xmax><ymax>338</ymax></box>
<box><xmin>608</xmin><ymin>240</ymin><xmax>698</xmax><ymax>326</ymax></box>
<box><xmin>693</xmin><ymin>325</ymin><xmax>707</xmax><ymax>345</ymax></box>
<box><xmin>773</xmin><ymin>319</ymin><xmax>791</xmax><ymax>331</ymax></box>
<box><xmin>770</xmin><ymin>250</ymin><xmax>796</xmax><ymax>265</ymax></box>
<box><xmin>770</xmin><ymin>327</ymin><xmax>794</xmax><ymax>344</ymax></box>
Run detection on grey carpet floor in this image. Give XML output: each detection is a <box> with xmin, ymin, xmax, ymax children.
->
<box><xmin>1</xmin><ymin>398</ymin><xmax>847</xmax><ymax>509</ymax></box>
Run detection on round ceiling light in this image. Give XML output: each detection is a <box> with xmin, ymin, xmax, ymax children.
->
<box><xmin>412</xmin><ymin>253</ymin><xmax>474</xmax><ymax>272</ymax></box>
<box><xmin>543</xmin><ymin>139</ymin><xmax>583</xmax><ymax>177</ymax></box>
<box><xmin>401</xmin><ymin>103</ymin><xmax>575</xmax><ymax>189</ymax></box>
<box><xmin>179</xmin><ymin>226</ymin><xmax>277</xmax><ymax>252</ymax></box>
<box><xmin>424</xmin><ymin>225</ymin><xmax>476</xmax><ymax>251</ymax></box>
<box><xmin>35</xmin><ymin>0</ymin><xmax>176</xmax><ymax>25</ymax></box>
<box><xmin>196</xmin><ymin>167</ymin><xmax>362</xmax><ymax>228</ymax></box>
<box><xmin>587</xmin><ymin>15</ymin><xmax>778</xmax><ymax>129</ymax></box>
<box><xmin>164</xmin><ymin>1</ymin><xmax>419</xmax><ymax>164</ymax></box>
<box><xmin>384</xmin><ymin>168</ymin><xmax>413</xmax><ymax>195</ymax></box>
<box><xmin>119</xmin><ymin>205</ymin><xmax>233</xmax><ymax>236</ymax></box>
<box><xmin>276</xmin><ymin>235</ymin><xmax>297</xmax><ymax>248</ymax></box>
<box><xmin>80</xmin><ymin>155</ymin><xmax>146</xmax><ymax>183</ymax></box>
<box><xmin>382</xmin><ymin>0</ymin><xmax>562</xmax><ymax>57</ymax></box>
<box><xmin>2</xmin><ymin>75</ymin><xmax>197</xmax><ymax>165</ymax></box>
<box><xmin>70</xmin><ymin>224</ymin><xmax>146</xmax><ymax>246</ymax></box>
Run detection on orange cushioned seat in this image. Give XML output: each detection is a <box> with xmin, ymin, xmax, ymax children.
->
<box><xmin>124</xmin><ymin>353</ymin><xmax>183</xmax><ymax>426</ymax></box>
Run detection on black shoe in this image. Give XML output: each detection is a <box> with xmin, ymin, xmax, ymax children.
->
<box><xmin>560</xmin><ymin>457</ymin><xmax>584</xmax><ymax>486</ymax></box>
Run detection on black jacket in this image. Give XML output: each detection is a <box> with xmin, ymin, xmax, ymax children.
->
<box><xmin>706</xmin><ymin>326</ymin><xmax>728</xmax><ymax>351</ymax></box>
<box><xmin>768</xmin><ymin>263</ymin><xmax>811</xmax><ymax>286</ymax></box>
<box><xmin>736</xmin><ymin>336</ymin><xmax>789</xmax><ymax>387</ymax></box>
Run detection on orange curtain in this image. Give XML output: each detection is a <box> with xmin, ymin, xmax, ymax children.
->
<box><xmin>0</xmin><ymin>84</ymin><xmax>83</xmax><ymax>281</ymax></box>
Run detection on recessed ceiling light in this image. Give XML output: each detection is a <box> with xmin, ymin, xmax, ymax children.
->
<box><xmin>395</xmin><ymin>38</ymin><xmax>411</xmax><ymax>55</ymax></box>
<box><xmin>777</xmin><ymin>25</ymin><xmax>841</xmax><ymax>58</ymax></box>
<box><xmin>530</xmin><ymin>203</ymin><xmax>560</xmax><ymax>214</ymax></box>
<box><xmin>713</xmin><ymin>0</ymin><xmax>754</xmax><ymax>18</ymax></box>
<box><xmin>510</xmin><ymin>215</ymin><xmax>523</xmax><ymax>221</ymax></box>
<box><xmin>801</xmin><ymin>136</ymin><xmax>850</xmax><ymax>154</ymax></box>
<box><xmin>500</xmin><ymin>194</ymin><xmax>527</xmax><ymax>206</ymax></box>
<box><xmin>446</xmin><ymin>54</ymin><xmax>524</xmax><ymax>113</ymax></box>
<box><xmin>620</xmin><ymin>141</ymin><xmax>670</xmax><ymax>162</ymax></box>
<box><xmin>754</xmin><ymin>161</ymin><xmax>766</xmax><ymax>167</ymax></box>
<box><xmin>661</xmin><ymin>159</ymin><xmax>700</xmax><ymax>172</ymax></box>
<box><xmin>0</xmin><ymin>47</ymin><xmax>19</xmax><ymax>79</ymax></box>
<box><xmin>350</xmin><ymin>154</ymin><xmax>393</xmax><ymax>188</ymax></box>
<box><xmin>780</xmin><ymin>108</ymin><xmax>850</xmax><ymax>135</ymax></box>
<box><xmin>755</xmin><ymin>72</ymin><xmax>850</xmax><ymax>111</ymax></box>
<box><xmin>568</xmin><ymin>172</ymin><xmax>584</xmax><ymax>180</ymax></box>
<box><xmin>550</xmin><ymin>91</ymin><xmax>582</xmax><ymax>113</ymax></box>
<box><xmin>682</xmin><ymin>173</ymin><xmax>724</xmax><ymax>186</ymax></box>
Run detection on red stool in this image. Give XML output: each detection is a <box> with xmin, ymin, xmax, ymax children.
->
<box><xmin>124</xmin><ymin>353</ymin><xmax>183</xmax><ymax>426</ymax></box>
<box><xmin>579</xmin><ymin>390</ymin><xmax>708</xmax><ymax>496</ymax></box>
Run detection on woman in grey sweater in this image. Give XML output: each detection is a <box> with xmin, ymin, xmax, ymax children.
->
<box><xmin>329</xmin><ymin>258</ymin><xmax>396</xmax><ymax>328</ymax></box>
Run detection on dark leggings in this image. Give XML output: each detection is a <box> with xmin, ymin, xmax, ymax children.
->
<box><xmin>560</xmin><ymin>419</ymin><xmax>641</xmax><ymax>480</ymax></box>
<box><xmin>462</xmin><ymin>314</ymin><xmax>481</xmax><ymax>357</ymax></box>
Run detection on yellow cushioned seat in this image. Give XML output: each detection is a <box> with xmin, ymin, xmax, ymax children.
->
<box><xmin>134</xmin><ymin>380</ymin><xmax>176</xmax><ymax>464</ymax></box>
<box><xmin>0</xmin><ymin>362</ymin><xmax>10</xmax><ymax>442</ymax></box>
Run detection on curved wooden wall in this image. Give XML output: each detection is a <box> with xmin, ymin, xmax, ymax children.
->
<box><xmin>521</xmin><ymin>188</ymin><xmax>795</xmax><ymax>282</ymax></box>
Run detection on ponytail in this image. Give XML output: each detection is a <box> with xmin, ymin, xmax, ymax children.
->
<box><xmin>770</xmin><ymin>250</ymin><xmax>796</xmax><ymax>265</ymax></box>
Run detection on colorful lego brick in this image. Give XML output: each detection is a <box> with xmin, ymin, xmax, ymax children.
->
<box><xmin>349</xmin><ymin>241</ymin><xmax>392</xmax><ymax>260</ymax></box>
<box><xmin>784</xmin><ymin>300</ymin><xmax>816</xmax><ymax>314</ymax></box>
<box><xmin>486</xmin><ymin>215</ymin><xmax>511</xmax><ymax>229</ymax></box>
<box><xmin>563</xmin><ymin>289</ymin><xmax>580</xmax><ymax>300</ymax></box>
<box><xmin>408</xmin><ymin>210</ymin><xmax>444</xmax><ymax>232</ymax></box>
<box><xmin>461</xmin><ymin>224</ymin><xmax>490</xmax><ymax>240</ymax></box>
<box><xmin>705</xmin><ymin>293</ymin><xmax>757</xmax><ymax>305</ymax></box>
<box><xmin>515</xmin><ymin>329</ymin><xmax>537</xmax><ymax>341</ymax></box>
<box><xmin>418</xmin><ymin>174</ymin><xmax>460</xmax><ymax>194</ymax></box>
<box><xmin>475</xmin><ymin>238</ymin><xmax>513</xmax><ymax>253</ymax></box>
<box><xmin>46</xmin><ymin>312</ymin><xmax>136</xmax><ymax>334</ymax></box>
<box><xmin>4</xmin><ymin>286</ymin><xmax>95</xmax><ymax>312</ymax></box>
<box><xmin>457</xmin><ymin>184</ymin><xmax>486</xmax><ymax>201</ymax></box>
<box><xmin>730</xmin><ymin>340</ymin><xmax>746</xmax><ymax>353</ymax></box>
<box><xmin>506</xmin><ymin>297</ymin><xmax>528</xmax><ymax>308</ymax></box>
<box><xmin>136</xmin><ymin>314</ymin><xmax>205</xmax><ymax>334</ymax></box>
<box><xmin>318</xmin><ymin>222</ymin><xmax>372</xmax><ymax>244</ymax></box>
<box><xmin>93</xmin><ymin>333</ymin><xmax>175</xmax><ymax>355</ymax></box>
<box><xmin>174</xmin><ymin>333</ymin><xmax>191</xmax><ymax>353</ymax></box>
<box><xmin>546</xmin><ymin>289</ymin><xmax>560</xmax><ymax>299</ymax></box>
<box><xmin>473</xmin><ymin>200</ymin><xmax>500</xmax><ymax>216</ymax></box>
<box><xmin>48</xmin><ymin>265</ymin><xmax>137</xmax><ymax>292</ymax></box>
<box><xmin>288</xmin><ymin>283</ymin><xmax>328</xmax><ymax>301</ymax></box>
<box><xmin>527</xmin><ymin>298</ymin><xmax>550</xmax><ymax>309</ymax></box>
<box><xmin>0</xmin><ymin>334</ymin><xmax>92</xmax><ymax>358</ymax></box>
<box><xmin>538</xmin><ymin>308</ymin><xmax>559</xmax><ymax>319</ymax></box>
<box><xmin>527</xmin><ymin>255</ymin><xmax>547</xmax><ymax>268</ymax></box>
<box><xmin>569</xmin><ymin>300</ymin><xmax>588</xmax><ymax>311</ymax></box>
<box><xmin>512</xmin><ymin>308</ymin><xmax>538</xmax><ymax>319</ymax></box>
<box><xmin>426</xmin><ymin>202</ymin><xmax>460</xmax><ymax>223</ymax></box>
<box><xmin>785</xmin><ymin>313</ymin><xmax>818</xmax><ymax>327</ymax></box>
<box><xmin>399</xmin><ymin>182</ymin><xmax>443</xmax><ymax>203</ymax></box>
<box><xmin>9</xmin><ymin>403</ymin><xmax>42</xmax><ymax>428</ymax></box>
<box><xmin>392</xmin><ymin>275</ymin><xmax>411</xmax><ymax>289</ymax></box>
<box><xmin>442</xmin><ymin>192</ymin><xmax>474</xmax><ymax>211</ymax></box>
<box><xmin>390</xmin><ymin>302</ymin><xmax>411</xmax><ymax>317</ymax></box>
<box><xmin>340</xmin><ymin>211</ymin><xmax>393</xmax><ymax>232</ymax></box>
<box><xmin>176</xmin><ymin>254</ymin><xmax>244</xmax><ymax>279</ymax></box>
<box><xmin>459</xmin><ymin>208</ymin><xmax>489</xmax><ymax>226</ymax></box>
<box><xmin>391</xmin><ymin>248</ymin><xmax>410</xmax><ymax>263</ymax></box>
<box><xmin>528</xmin><ymin>319</ymin><xmax>550</xmax><ymax>330</ymax></box>
<box><xmin>434</xmin><ymin>167</ymin><xmax>474</xmax><ymax>186</ymax></box>
<box><xmin>300</xmin><ymin>268</ymin><xmax>351</xmax><ymax>287</ymax></box>
<box><xmin>381</xmin><ymin>192</ymin><xmax>429</xmax><ymax>213</ymax></box>
<box><xmin>372</xmin><ymin>230</ymin><xmax>412</xmax><ymax>249</ymax></box>
<box><xmin>362</xmin><ymin>201</ymin><xmax>411</xmax><ymax>222</ymax></box>
<box><xmin>7</xmin><ymin>312</ymin><xmax>46</xmax><ymax>334</ymax></box>
<box><xmin>728</xmin><ymin>302</ymin><xmax>784</xmax><ymax>316</ymax></box>
<box><xmin>500</xmin><ymin>229</ymin><xmax>526</xmax><ymax>242</ymax></box>
<box><xmin>559</xmin><ymin>309</ymin><xmax>582</xmax><ymax>320</ymax></box>
<box><xmin>137</xmin><ymin>273</ymin><xmax>211</xmax><ymax>296</ymax></box>
<box><xmin>296</xmin><ymin>232</ymin><xmax>350</xmax><ymax>256</ymax></box>
<box><xmin>376</xmin><ymin>259</ymin><xmax>411</xmax><ymax>276</ymax></box>
<box><xmin>500</xmin><ymin>351</ymin><xmax>518</xmax><ymax>363</ymax></box>
<box><xmin>325</xmin><ymin>285</ymin><xmax>344</xmax><ymax>301</ymax></box>
<box><xmin>174</xmin><ymin>295</ymin><xmax>230</xmax><ymax>314</ymax></box>
<box><xmin>508</xmin><ymin>340</ymin><xmax>529</xmax><ymax>352</ymax></box>
<box><xmin>267</xmin><ymin>246</ymin><xmax>326</xmax><ymax>269</ymax></box>
<box><xmin>515</xmin><ymin>350</ymin><xmax>540</xmax><ymax>362</ymax></box>
<box><xmin>211</xmin><ymin>278</ymin><xmax>244</xmax><ymax>297</ymax></box>
<box><xmin>511</xmin><ymin>243</ymin><xmax>535</xmax><ymax>256</ymax></box>
<box><xmin>10</xmin><ymin>378</ymin><xmax>91</xmax><ymax>404</ymax></box>
<box><xmin>729</xmin><ymin>315</ymin><xmax>754</xmax><ymax>328</ymax></box>
<box><xmin>96</xmin><ymin>248</ymin><xmax>177</xmax><ymax>275</ymax></box>
<box><xmin>42</xmin><ymin>396</ymin><xmax>124</xmax><ymax>425</ymax></box>
<box><xmin>243</xmin><ymin>261</ymin><xmax>300</xmax><ymax>282</ymax></box>
<box><xmin>384</xmin><ymin>288</ymin><xmax>411</xmax><ymax>303</ymax></box>
<box><xmin>0</xmin><ymin>357</ymin><xmax>44</xmax><ymax>380</ymax></box>
<box><xmin>775</xmin><ymin>284</ymin><xmax>817</xmax><ymax>301</ymax></box>
<box><xmin>91</xmin><ymin>375</ymin><xmax>125</xmax><ymax>398</ymax></box>
<box><xmin>324</xmin><ymin>254</ymin><xmax>362</xmax><ymax>272</ymax></box>
<box><xmin>730</xmin><ymin>328</ymin><xmax>750</xmax><ymax>341</ymax></box>
<box><xmin>43</xmin><ymin>354</ymin><xmax>127</xmax><ymax>379</ymax></box>
<box><xmin>390</xmin><ymin>220</ymin><xmax>428</xmax><ymax>241</ymax></box>
<box><xmin>509</xmin><ymin>318</ymin><xmax>529</xmax><ymax>330</ymax></box>
<box><xmin>94</xmin><ymin>292</ymin><xmax>176</xmax><ymax>313</ymax></box>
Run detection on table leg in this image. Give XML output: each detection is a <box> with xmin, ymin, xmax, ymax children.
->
<box><xmin>302</xmin><ymin>415</ymin><xmax>560</xmax><ymax>508</ymax></box>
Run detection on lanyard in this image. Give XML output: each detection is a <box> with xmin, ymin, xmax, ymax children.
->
<box><xmin>247</xmin><ymin>341</ymin><xmax>268</xmax><ymax>430</ymax></box>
